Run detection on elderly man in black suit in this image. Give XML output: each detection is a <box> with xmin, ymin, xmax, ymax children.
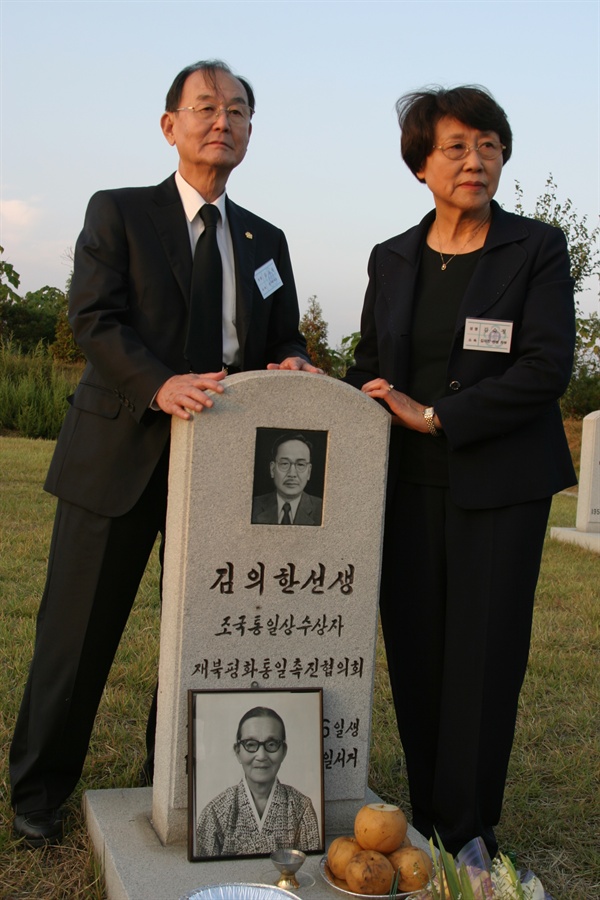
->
<box><xmin>10</xmin><ymin>59</ymin><xmax>320</xmax><ymax>847</ymax></box>
<box><xmin>251</xmin><ymin>433</ymin><xmax>323</xmax><ymax>525</ymax></box>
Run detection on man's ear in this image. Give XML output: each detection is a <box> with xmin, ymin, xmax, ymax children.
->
<box><xmin>161</xmin><ymin>112</ymin><xmax>177</xmax><ymax>146</ymax></box>
<box><xmin>269</xmin><ymin>461</ymin><xmax>276</xmax><ymax>481</ymax></box>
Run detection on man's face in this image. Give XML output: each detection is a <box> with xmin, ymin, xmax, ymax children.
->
<box><xmin>270</xmin><ymin>439</ymin><xmax>312</xmax><ymax>500</ymax></box>
<box><xmin>161</xmin><ymin>69</ymin><xmax>252</xmax><ymax>180</ymax></box>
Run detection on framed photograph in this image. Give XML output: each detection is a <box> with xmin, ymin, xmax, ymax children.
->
<box><xmin>188</xmin><ymin>688</ymin><xmax>324</xmax><ymax>862</ymax></box>
<box><xmin>250</xmin><ymin>428</ymin><xmax>328</xmax><ymax>526</ymax></box>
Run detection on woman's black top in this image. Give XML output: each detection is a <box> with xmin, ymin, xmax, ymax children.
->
<box><xmin>399</xmin><ymin>244</ymin><xmax>481</xmax><ymax>486</ymax></box>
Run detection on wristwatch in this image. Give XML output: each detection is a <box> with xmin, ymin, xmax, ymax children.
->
<box><xmin>423</xmin><ymin>407</ymin><xmax>440</xmax><ymax>437</ymax></box>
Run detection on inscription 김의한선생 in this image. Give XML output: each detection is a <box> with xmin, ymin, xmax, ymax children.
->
<box><xmin>209</xmin><ymin>561</ymin><xmax>355</xmax><ymax>595</ymax></box>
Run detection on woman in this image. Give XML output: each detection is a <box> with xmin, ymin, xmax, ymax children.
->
<box><xmin>195</xmin><ymin>706</ymin><xmax>320</xmax><ymax>857</ymax></box>
<box><xmin>346</xmin><ymin>86</ymin><xmax>575</xmax><ymax>857</ymax></box>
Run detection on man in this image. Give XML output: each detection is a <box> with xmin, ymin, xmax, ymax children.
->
<box><xmin>10</xmin><ymin>60</ymin><xmax>319</xmax><ymax>848</ymax></box>
<box><xmin>251</xmin><ymin>433</ymin><xmax>322</xmax><ymax>525</ymax></box>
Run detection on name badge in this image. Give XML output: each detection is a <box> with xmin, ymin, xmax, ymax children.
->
<box><xmin>254</xmin><ymin>259</ymin><xmax>283</xmax><ymax>299</ymax></box>
<box><xmin>464</xmin><ymin>318</ymin><xmax>513</xmax><ymax>353</ymax></box>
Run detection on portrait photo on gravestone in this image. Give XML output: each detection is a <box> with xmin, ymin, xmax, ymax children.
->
<box><xmin>250</xmin><ymin>428</ymin><xmax>327</xmax><ymax>526</ymax></box>
<box><xmin>188</xmin><ymin>688</ymin><xmax>324</xmax><ymax>861</ymax></box>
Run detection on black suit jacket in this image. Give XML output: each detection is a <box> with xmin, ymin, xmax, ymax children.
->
<box><xmin>346</xmin><ymin>202</ymin><xmax>576</xmax><ymax>509</ymax></box>
<box><xmin>45</xmin><ymin>175</ymin><xmax>307</xmax><ymax>517</ymax></box>
<box><xmin>251</xmin><ymin>491</ymin><xmax>323</xmax><ymax>525</ymax></box>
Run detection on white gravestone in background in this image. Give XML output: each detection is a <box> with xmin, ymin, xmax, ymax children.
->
<box><xmin>552</xmin><ymin>410</ymin><xmax>600</xmax><ymax>553</ymax></box>
<box><xmin>152</xmin><ymin>371</ymin><xmax>390</xmax><ymax>844</ymax></box>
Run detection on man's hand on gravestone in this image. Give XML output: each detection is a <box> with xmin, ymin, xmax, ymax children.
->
<box><xmin>155</xmin><ymin>371</ymin><xmax>226</xmax><ymax>420</ymax></box>
<box><xmin>267</xmin><ymin>357</ymin><xmax>324</xmax><ymax>374</ymax></box>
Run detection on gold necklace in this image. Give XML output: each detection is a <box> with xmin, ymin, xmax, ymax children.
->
<box><xmin>435</xmin><ymin>212</ymin><xmax>490</xmax><ymax>271</ymax></box>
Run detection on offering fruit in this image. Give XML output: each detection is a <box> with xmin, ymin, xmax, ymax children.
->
<box><xmin>345</xmin><ymin>849</ymin><xmax>395</xmax><ymax>895</ymax></box>
<box><xmin>354</xmin><ymin>802</ymin><xmax>408</xmax><ymax>854</ymax></box>
<box><xmin>327</xmin><ymin>835</ymin><xmax>362</xmax><ymax>880</ymax></box>
<box><xmin>387</xmin><ymin>846</ymin><xmax>433</xmax><ymax>891</ymax></box>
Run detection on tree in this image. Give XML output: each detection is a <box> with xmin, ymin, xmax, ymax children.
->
<box><xmin>0</xmin><ymin>245</ymin><xmax>83</xmax><ymax>361</ymax></box>
<box><xmin>0</xmin><ymin>284</ymin><xmax>65</xmax><ymax>352</ymax></box>
<box><xmin>330</xmin><ymin>331</ymin><xmax>361</xmax><ymax>379</ymax></box>
<box><xmin>300</xmin><ymin>295</ymin><xmax>333</xmax><ymax>373</ymax></box>
<box><xmin>0</xmin><ymin>245</ymin><xmax>20</xmax><ymax>300</ymax></box>
<box><xmin>51</xmin><ymin>298</ymin><xmax>85</xmax><ymax>364</ymax></box>
<box><xmin>51</xmin><ymin>261</ymin><xmax>85</xmax><ymax>364</ymax></box>
<box><xmin>514</xmin><ymin>176</ymin><xmax>600</xmax><ymax>416</ymax></box>
<box><xmin>514</xmin><ymin>175</ymin><xmax>599</xmax><ymax>299</ymax></box>
<box><xmin>1</xmin><ymin>246</ymin><xmax>69</xmax><ymax>351</ymax></box>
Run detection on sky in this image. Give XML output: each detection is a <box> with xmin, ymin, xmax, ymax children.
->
<box><xmin>1</xmin><ymin>0</ymin><xmax>598</xmax><ymax>344</ymax></box>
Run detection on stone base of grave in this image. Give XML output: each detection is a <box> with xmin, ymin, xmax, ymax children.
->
<box><xmin>84</xmin><ymin>786</ymin><xmax>430</xmax><ymax>900</ymax></box>
<box><xmin>550</xmin><ymin>526</ymin><xmax>600</xmax><ymax>553</ymax></box>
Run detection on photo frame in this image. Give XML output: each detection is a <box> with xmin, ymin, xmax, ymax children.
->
<box><xmin>250</xmin><ymin>427</ymin><xmax>328</xmax><ymax>526</ymax></box>
<box><xmin>188</xmin><ymin>687</ymin><xmax>325</xmax><ymax>862</ymax></box>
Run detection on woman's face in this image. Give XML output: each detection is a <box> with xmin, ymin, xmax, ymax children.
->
<box><xmin>416</xmin><ymin>116</ymin><xmax>503</xmax><ymax>217</ymax></box>
<box><xmin>235</xmin><ymin>715</ymin><xmax>287</xmax><ymax>788</ymax></box>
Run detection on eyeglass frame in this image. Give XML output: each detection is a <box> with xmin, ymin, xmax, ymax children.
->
<box><xmin>174</xmin><ymin>103</ymin><xmax>254</xmax><ymax>124</ymax></box>
<box><xmin>236</xmin><ymin>738</ymin><xmax>285</xmax><ymax>753</ymax></box>
<box><xmin>274</xmin><ymin>458</ymin><xmax>310</xmax><ymax>474</ymax></box>
<box><xmin>432</xmin><ymin>140</ymin><xmax>506</xmax><ymax>161</ymax></box>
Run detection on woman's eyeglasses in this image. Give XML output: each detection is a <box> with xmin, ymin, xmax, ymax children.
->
<box><xmin>237</xmin><ymin>738</ymin><xmax>283</xmax><ymax>753</ymax></box>
<box><xmin>433</xmin><ymin>140</ymin><xmax>506</xmax><ymax>161</ymax></box>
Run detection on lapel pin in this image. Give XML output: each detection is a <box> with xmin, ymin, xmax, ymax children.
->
<box><xmin>245</xmin><ymin>231</ymin><xmax>253</xmax><ymax>239</ymax></box>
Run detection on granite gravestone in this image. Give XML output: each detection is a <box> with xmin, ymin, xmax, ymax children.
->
<box><xmin>551</xmin><ymin>409</ymin><xmax>600</xmax><ymax>553</ymax></box>
<box><xmin>152</xmin><ymin>371</ymin><xmax>390</xmax><ymax>844</ymax></box>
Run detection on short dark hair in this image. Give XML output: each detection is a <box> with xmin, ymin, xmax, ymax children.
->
<box><xmin>396</xmin><ymin>85</ymin><xmax>512</xmax><ymax>181</ymax></box>
<box><xmin>270</xmin><ymin>432</ymin><xmax>313</xmax><ymax>462</ymax></box>
<box><xmin>165</xmin><ymin>59</ymin><xmax>255</xmax><ymax>113</ymax></box>
<box><xmin>235</xmin><ymin>707</ymin><xmax>286</xmax><ymax>743</ymax></box>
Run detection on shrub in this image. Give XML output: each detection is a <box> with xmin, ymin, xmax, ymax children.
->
<box><xmin>0</xmin><ymin>339</ymin><xmax>82</xmax><ymax>439</ymax></box>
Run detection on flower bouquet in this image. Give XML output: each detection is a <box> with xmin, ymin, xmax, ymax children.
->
<box><xmin>399</xmin><ymin>833</ymin><xmax>551</xmax><ymax>900</ymax></box>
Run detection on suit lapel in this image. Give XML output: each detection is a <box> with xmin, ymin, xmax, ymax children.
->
<box><xmin>382</xmin><ymin>211</ymin><xmax>434</xmax><ymax>340</ymax></box>
<box><xmin>295</xmin><ymin>492</ymin><xmax>318</xmax><ymax>525</ymax></box>
<box><xmin>384</xmin><ymin>203</ymin><xmax>530</xmax><ymax>336</ymax></box>
<box><xmin>148</xmin><ymin>175</ymin><xmax>193</xmax><ymax>306</ymax></box>
<box><xmin>227</xmin><ymin>198</ymin><xmax>256</xmax><ymax>361</ymax></box>
<box><xmin>455</xmin><ymin>202</ymin><xmax>529</xmax><ymax>328</ymax></box>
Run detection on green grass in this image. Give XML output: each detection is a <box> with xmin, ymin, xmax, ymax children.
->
<box><xmin>0</xmin><ymin>437</ymin><xmax>161</xmax><ymax>898</ymax></box>
<box><xmin>1</xmin><ymin>439</ymin><xmax>598</xmax><ymax>898</ymax></box>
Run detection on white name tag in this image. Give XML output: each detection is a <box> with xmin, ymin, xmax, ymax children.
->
<box><xmin>254</xmin><ymin>259</ymin><xmax>283</xmax><ymax>299</ymax></box>
<box><xmin>464</xmin><ymin>318</ymin><xmax>513</xmax><ymax>353</ymax></box>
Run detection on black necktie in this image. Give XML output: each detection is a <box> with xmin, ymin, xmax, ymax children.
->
<box><xmin>185</xmin><ymin>204</ymin><xmax>223</xmax><ymax>372</ymax></box>
<box><xmin>281</xmin><ymin>503</ymin><xmax>292</xmax><ymax>525</ymax></box>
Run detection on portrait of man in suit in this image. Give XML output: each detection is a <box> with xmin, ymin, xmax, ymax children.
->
<box><xmin>10</xmin><ymin>59</ymin><xmax>321</xmax><ymax>848</ymax></box>
<box><xmin>251</xmin><ymin>431</ymin><xmax>324</xmax><ymax>526</ymax></box>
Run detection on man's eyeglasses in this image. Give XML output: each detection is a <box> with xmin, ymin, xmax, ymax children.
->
<box><xmin>237</xmin><ymin>738</ymin><xmax>284</xmax><ymax>753</ymax></box>
<box><xmin>175</xmin><ymin>103</ymin><xmax>254</xmax><ymax>124</ymax></box>
<box><xmin>275</xmin><ymin>459</ymin><xmax>310</xmax><ymax>474</ymax></box>
<box><xmin>433</xmin><ymin>140</ymin><xmax>506</xmax><ymax>161</ymax></box>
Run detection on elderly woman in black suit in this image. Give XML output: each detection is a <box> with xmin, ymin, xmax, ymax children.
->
<box><xmin>346</xmin><ymin>86</ymin><xmax>575</xmax><ymax>856</ymax></box>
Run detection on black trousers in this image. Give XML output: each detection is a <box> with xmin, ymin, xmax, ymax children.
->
<box><xmin>10</xmin><ymin>448</ymin><xmax>169</xmax><ymax>813</ymax></box>
<box><xmin>379</xmin><ymin>481</ymin><xmax>551</xmax><ymax>856</ymax></box>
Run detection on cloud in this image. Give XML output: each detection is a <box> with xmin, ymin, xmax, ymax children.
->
<box><xmin>1</xmin><ymin>198</ymin><xmax>42</xmax><ymax>234</ymax></box>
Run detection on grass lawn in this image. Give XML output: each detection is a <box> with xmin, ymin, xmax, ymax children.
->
<box><xmin>0</xmin><ymin>435</ymin><xmax>598</xmax><ymax>899</ymax></box>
